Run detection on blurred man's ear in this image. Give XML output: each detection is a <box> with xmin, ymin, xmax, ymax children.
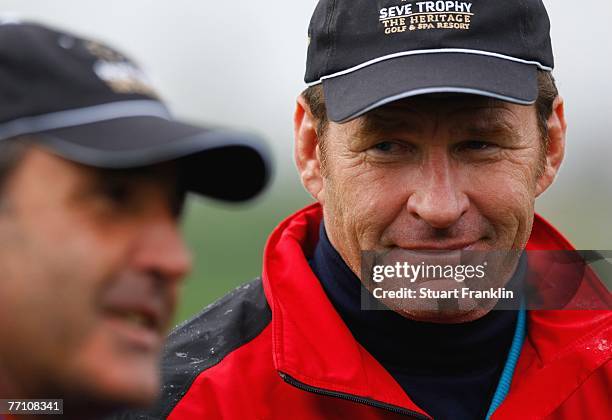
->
<box><xmin>294</xmin><ymin>95</ymin><xmax>324</xmax><ymax>201</ymax></box>
<box><xmin>536</xmin><ymin>96</ymin><xmax>567</xmax><ymax>197</ymax></box>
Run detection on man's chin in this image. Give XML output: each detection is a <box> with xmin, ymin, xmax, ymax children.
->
<box><xmin>58</xmin><ymin>352</ymin><xmax>161</xmax><ymax>416</ymax></box>
<box><xmin>59</xmin><ymin>317</ymin><xmax>165</xmax><ymax>410</ymax></box>
<box><xmin>89</xmin><ymin>363</ymin><xmax>161</xmax><ymax>406</ymax></box>
<box><xmin>59</xmin><ymin>374</ymin><xmax>160</xmax><ymax>419</ymax></box>
<box><xmin>394</xmin><ymin>305</ymin><xmax>493</xmax><ymax>324</ymax></box>
<box><xmin>383</xmin><ymin>283</ymin><xmax>498</xmax><ymax>324</ymax></box>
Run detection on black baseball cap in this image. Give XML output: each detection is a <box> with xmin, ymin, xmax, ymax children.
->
<box><xmin>0</xmin><ymin>19</ymin><xmax>271</xmax><ymax>201</ymax></box>
<box><xmin>305</xmin><ymin>0</ymin><xmax>554</xmax><ymax>123</ymax></box>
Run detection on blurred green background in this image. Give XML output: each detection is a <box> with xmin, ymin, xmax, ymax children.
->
<box><xmin>175</xmin><ymin>181</ymin><xmax>311</xmax><ymax>323</ymax></box>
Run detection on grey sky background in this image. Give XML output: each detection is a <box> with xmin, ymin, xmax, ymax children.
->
<box><xmin>1</xmin><ymin>0</ymin><xmax>611</xmax><ymax>247</ymax></box>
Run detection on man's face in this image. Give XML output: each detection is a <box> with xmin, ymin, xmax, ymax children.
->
<box><xmin>299</xmin><ymin>95</ymin><xmax>564</xmax><ymax>322</ymax></box>
<box><xmin>0</xmin><ymin>147</ymin><xmax>191</xmax><ymax>414</ymax></box>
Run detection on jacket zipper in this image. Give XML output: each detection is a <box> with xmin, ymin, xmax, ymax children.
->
<box><xmin>279</xmin><ymin>372</ymin><xmax>432</xmax><ymax>419</ymax></box>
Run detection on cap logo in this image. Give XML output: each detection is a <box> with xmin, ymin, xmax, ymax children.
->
<box><xmin>86</xmin><ymin>41</ymin><xmax>158</xmax><ymax>97</ymax></box>
<box><xmin>379</xmin><ymin>1</ymin><xmax>473</xmax><ymax>34</ymax></box>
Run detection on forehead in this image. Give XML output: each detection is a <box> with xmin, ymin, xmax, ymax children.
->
<box><xmin>15</xmin><ymin>147</ymin><xmax>179</xmax><ymax>191</ymax></box>
<box><xmin>359</xmin><ymin>94</ymin><xmax>529</xmax><ymax>132</ymax></box>
<box><xmin>88</xmin><ymin>162</ymin><xmax>179</xmax><ymax>184</ymax></box>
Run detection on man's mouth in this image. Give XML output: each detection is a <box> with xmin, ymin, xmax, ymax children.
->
<box><xmin>396</xmin><ymin>240</ymin><xmax>481</xmax><ymax>251</ymax></box>
<box><xmin>102</xmin><ymin>307</ymin><xmax>164</xmax><ymax>351</ymax></box>
<box><xmin>101</xmin><ymin>296</ymin><xmax>171</xmax><ymax>351</ymax></box>
<box><xmin>107</xmin><ymin>308</ymin><xmax>160</xmax><ymax>331</ymax></box>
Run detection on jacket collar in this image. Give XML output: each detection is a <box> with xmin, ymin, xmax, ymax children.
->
<box><xmin>262</xmin><ymin>204</ymin><xmax>611</xmax><ymax>417</ymax></box>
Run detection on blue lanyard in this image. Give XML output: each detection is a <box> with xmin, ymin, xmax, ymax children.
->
<box><xmin>485</xmin><ymin>302</ymin><xmax>527</xmax><ymax>419</ymax></box>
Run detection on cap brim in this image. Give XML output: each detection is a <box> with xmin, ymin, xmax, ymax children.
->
<box><xmin>35</xmin><ymin>116</ymin><xmax>271</xmax><ymax>202</ymax></box>
<box><xmin>322</xmin><ymin>53</ymin><xmax>538</xmax><ymax>123</ymax></box>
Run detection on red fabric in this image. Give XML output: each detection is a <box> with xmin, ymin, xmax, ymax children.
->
<box><xmin>171</xmin><ymin>204</ymin><xmax>611</xmax><ymax>419</ymax></box>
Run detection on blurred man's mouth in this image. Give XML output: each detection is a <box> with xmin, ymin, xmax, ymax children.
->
<box><xmin>99</xmin><ymin>275</ymin><xmax>174</xmax><ymax>352</ymax></box>
<box><xmin>103</xmin><ymin>314</ymin><xmax>161</xmax><ymax>351</ymax></box>
<box><xmin>102</xmin><ymin>301</ymin><xmax>167</xmax><ymax>351</ymax></box>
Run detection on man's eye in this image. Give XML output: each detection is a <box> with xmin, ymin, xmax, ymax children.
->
<box><xmin>374</xmin><ymin>142</ymin><xmax>395</xmax><ymax>152</ymax></box>
<box><xmin>100</xmin><ymin>182</ymin><xmax>131</xmax><ymax>205</ymax></box>
<box><xmin>456</xmin><ymin>140</ymin><xmax>497</xmax><ymax>152</ymax></box>
<box><xmin>370</xmin><ymin>141</ymin><xmax>410</xmax><ymax>154</ymax></box>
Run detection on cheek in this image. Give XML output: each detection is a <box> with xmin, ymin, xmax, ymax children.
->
<box><xmin>465</xmin><ymin>162</ymin><xmax>536</xmax><ymax>248</ymax></box>
<box><xmin>0</xmin><ymin>212</ymin><xmax>130</xmax><ymax>374</ymax></box>
<box><xmin>0</xmin><ymin>231</ymin><xmax>102</xmax><ymax>391</ymax></box>
<box><xmin>0</xmin><ymin>215</ymin><xmax>158</xmax><ymax>401</ymax></box>
<box><xmin>323</xmin><ymin>163</ymin><xmax>408</xmax><ymax>252</ymax></box>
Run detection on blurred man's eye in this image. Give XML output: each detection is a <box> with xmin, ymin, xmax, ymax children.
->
<box><xmin>96</xmin><ymin>177</ymin><xmax>135</xmax><ymax>208</ymax></box>
<box><xmin>100</xmin><ymin>181</ymin><xmax>132</xmax><ymax>206</ymax></box>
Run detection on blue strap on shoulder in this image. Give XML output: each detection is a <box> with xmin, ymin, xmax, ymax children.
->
<box><xmin>485</xmin><ymin>301</ymin><xmax>527</xmax><ymax>420</ymax></box>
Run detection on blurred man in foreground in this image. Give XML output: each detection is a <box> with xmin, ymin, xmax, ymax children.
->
<box><xmin>119</xmin><ymin>0</ymin><xmax>610</xmax><ymax>419</ymax></box>
<box><xmin>0</xmin><ymin>21</ymin><xmax>269</xmax><ymax>419</ymax></box>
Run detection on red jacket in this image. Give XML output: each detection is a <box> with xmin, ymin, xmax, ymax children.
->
<box><xmin>120</xmin><ymin>204</ymin><xmax>611</xmax><ymax>420</ymax></box>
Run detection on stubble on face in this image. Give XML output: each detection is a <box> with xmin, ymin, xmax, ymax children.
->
<box><xmin>0</xmin><ymin>148</ymin><xmax>186</xmax><ymax>408</ymax></box>
<box><xmin>316</xmin><ymin>96</ymin><xmax>544</xmax><ymax>321</ymax></box>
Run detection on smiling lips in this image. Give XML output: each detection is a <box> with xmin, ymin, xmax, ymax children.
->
<box><xmin>99</xmin><ymin>273</ymin><xmax>175</xmax><ymax>349</ymax></box>
<box><xmin>104</xmin><ymin>299</ymin><xmax>166</xmax><ymax>334</ymax></box>
<box><xmin>398</xmin><ymin>240</ymin><xmax>480</xmax><ymax>251</ymax></box>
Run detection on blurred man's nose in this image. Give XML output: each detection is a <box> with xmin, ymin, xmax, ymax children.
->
<box><xmin>406</xmin><ymin>150</ymin><xmax>469</xmax><ymax>229</ymax></box>
<box><xmin>132</xmin><ymin>213</ymin><xmax>193</xmax><ymax>283</ymax></box>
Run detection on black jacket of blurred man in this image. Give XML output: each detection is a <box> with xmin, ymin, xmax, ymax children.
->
<box><xmin>117</xmin><ymin>0</ymin><xmax>610</xmax><ymax>419</ymax></box>
<box><xmin>0</xmin><ymin>20</ymin><xmax>269</xmax><ymax>420</ymax></box>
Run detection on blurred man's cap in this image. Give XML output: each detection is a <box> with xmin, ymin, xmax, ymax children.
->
<box><xmin>0</xmin><ymin>18</ymin><xmax>271</xmax><ymax>201</ymax></box>
<box><xmin>305</xmin><ymin>0</ymin><xmax>554</xmax><ymax>123</ymax></box>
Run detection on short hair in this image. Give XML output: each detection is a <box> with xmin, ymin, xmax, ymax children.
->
<box><xmin>302</xmin><ymin>70</ymin><xmax>559</xmax><ymax>166</ymax></box>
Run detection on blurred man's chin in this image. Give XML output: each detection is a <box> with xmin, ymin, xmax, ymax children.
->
<box><xmin>65</xmin><ymin>315</ymin><xmax>166</xmax><ymax>405</ymax></box>
<box><xmin>61</xmin><ymin>375</ymin><xmax>160</xmax><ymax>419</ymax></box>
<box><xmin>58</xmin><ymin>353</ymin><xmax>161</xmax><ymax>415</ymax></box>
<box><xmin>93</xmin><ymin>361</ymin><xmax>161</xmax><ymax>405</ymax></box>
<box><xmin>98</xmin><ymin>375</ymin><xmax>160</xmax><ymax>408</ymax></box>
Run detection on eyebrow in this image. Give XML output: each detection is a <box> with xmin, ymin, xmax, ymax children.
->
<box><xmin>359</xmin><ymin>104</ymin><xmax>521</xmax><ymax>142</ymax></box>
<box><xmin>360</xmin><ymin>110</ymin><xmax>423</xmax><ymax>138</ymax></box>
<box><xmin>451</xmin><ymin>119</ymin><xmax>520</xmax><ymax>142</ymax></box>
<box><xmin>449</xmin><ymin>106</ymin><xmax>522</xmax><ymax>142</ymax></box>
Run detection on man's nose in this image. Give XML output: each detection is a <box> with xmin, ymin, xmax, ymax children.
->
<box><xmin>131</xmin><ymin>214</ymin><xmax>193</xmax><ymax>283</ymax></box>
<box><xmin>406</xmin><ymin>152</ymin><xmax>469</xmax><ymax>229</ymax></box>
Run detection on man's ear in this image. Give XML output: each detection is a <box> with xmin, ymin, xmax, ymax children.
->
<box><xmin>294</xmin><ymin>94</ymin><xmax>324</xmax><ymax>201</ymax></box>
<box><xmin>536</xmin><ymin>96</ymin><xmax>567</xmax><ymax>197</ymax></box>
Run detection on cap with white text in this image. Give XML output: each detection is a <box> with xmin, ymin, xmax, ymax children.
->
<box><xmin>305</xmin><ymin>0</ymin><xmax>554</xmax><ymax>122</ymax></box>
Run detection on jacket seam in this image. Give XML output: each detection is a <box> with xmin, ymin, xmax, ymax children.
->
<box><xmin>164</xmin><ymin>319</ymin><xmax>272</xmax><ymax>418</ymax></box>
<box><xmin>162</xmin><ymin>279</ymin><xmax>271</xmax><ymax>418</ymax></box>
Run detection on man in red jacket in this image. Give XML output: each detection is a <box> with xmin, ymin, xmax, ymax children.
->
<box><xmin>118</xmin><ymin>0</ymin><xmax>610</xmax><ymax>419</ymax></box>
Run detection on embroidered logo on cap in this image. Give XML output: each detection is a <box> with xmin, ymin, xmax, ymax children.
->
<box><xmin>85</xmin><ymin>40</ymin><xmax>158</xmax><ymax>98</ymax></box>
<box><xmin>379</xmin><ymin>0</ymin><xmax>474</xmax><ymax>35</ymax></box>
